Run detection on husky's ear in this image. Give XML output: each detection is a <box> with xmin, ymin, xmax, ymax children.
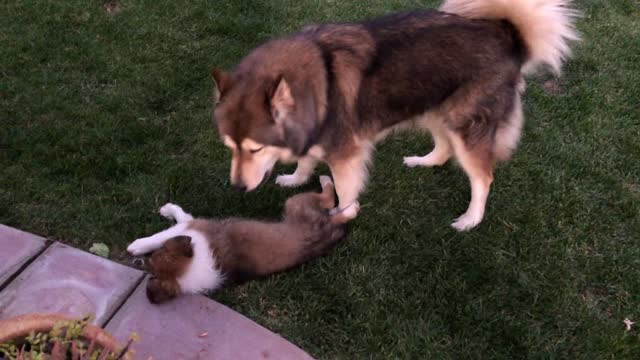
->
<box><xmin>211</xmin><ymin>69</ymin><xmax>232</xmax><ymax>103</ymax></box>
<box><xmin>272</xmin><ymin>77</ymin><xmax>296</xmax><ymax>111</ymax></box>
<box><xmin>270</xmin><ymin>77</ymin><xmax>316</xmax><ymax>156</ymax></box>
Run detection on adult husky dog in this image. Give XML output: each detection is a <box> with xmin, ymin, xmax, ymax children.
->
<box><xmin>212</xmin><ymin>0</ymin><xmax>579</xmax><ymax>230</ymax></box>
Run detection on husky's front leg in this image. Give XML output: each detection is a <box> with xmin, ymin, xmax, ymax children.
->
<box><xmin>275</xmin><ymin>156</ymin><xmax>318</xmax><ymax>187</ymax></box>
<box><xmin>328</xmin><ymin>146</ymin><xmax>371</xmax><ymax>221</ymax></box>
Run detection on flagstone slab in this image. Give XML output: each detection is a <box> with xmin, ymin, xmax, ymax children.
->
<box><xmin>106</xmin><ymin>277</ymin><xmax>314</xmax><ymax>360</ymax></box>
<box><xmin>0</xmin><ymin>224</ymin><xmax>47</xmax><ymax>287</ymax></box>
<box><xmin>0</xmin><ymin>242</ymin><xmax>143</xmax><ymax>325</ymax></box>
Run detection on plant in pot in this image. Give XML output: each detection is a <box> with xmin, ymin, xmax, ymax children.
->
<box><xmin>0</xmin><ymin>314</ymin><xmax>137</xmax><ymax>360</ymax></box>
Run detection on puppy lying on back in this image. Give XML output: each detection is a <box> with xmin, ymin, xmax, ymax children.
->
<box><xmin>127</xmin><ymin>176</ymin><xmax>357</xmax><ymax>303</ymax></box>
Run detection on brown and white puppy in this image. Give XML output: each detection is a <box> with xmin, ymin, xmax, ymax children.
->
<box><xmin>127</xmin><ymin>176</ymin><xmax>355</xmax><ymax>304</ymax></box>
<box><xmin>211</xmin><ymin>0</ymin><xmax>579</xmax><ymax>231</ymax></box>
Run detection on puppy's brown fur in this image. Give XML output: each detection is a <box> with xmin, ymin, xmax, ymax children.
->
<box><xmin>145</xmin><ymin>178</ymin><xmax>350</xmax><ymax>304</ymax></box>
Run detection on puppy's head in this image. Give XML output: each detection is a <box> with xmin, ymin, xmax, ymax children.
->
<box><xmin>211</xmin><ymin>38</ymin><xmax>328</xmax><ymax>192</ymax></box>
<box><xmin>146</xmin><ymin>277</ymin><xmax>182</xmax><ymax>304</ymax></box>
<box><xmin>146</xmin><ymin>235</ymin><xmax>193</xmax><ymax>304</ymax></box>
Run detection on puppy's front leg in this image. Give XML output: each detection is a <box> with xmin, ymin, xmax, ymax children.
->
<box><xmin>159</xmin><ymin>203</ymin><xmax>193</xmax><ymax>223</ymax></box>
<box><xmin>127</xmin><ymin>223</ymin><xmax>189</xmax><ymax>256</ymax></box>
<box><xmin>328</xmin><ymin>147</ymin><xmax>370</xmax><ymax>221</ymax></box>
<box><xmin>276</xmin><ymin>156</ymin><xmax>318</xmax><ymax>187</ymax></box>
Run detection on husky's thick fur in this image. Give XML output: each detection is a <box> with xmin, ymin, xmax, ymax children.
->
<box><xmin>127</xmin><ymin>177</ymin><xmax>353</xmax><ymax>304</ymax></box>
<box><xmin>212</xmin><ymin>0</ymin><xmax>579</xmax><ymax>231</ymax></box>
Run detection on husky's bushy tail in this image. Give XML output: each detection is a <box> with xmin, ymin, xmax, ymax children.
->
<box><xmin>441</xmin><ymin>0</ymin><xmax>580</xmax><ymax>75</ymax></box>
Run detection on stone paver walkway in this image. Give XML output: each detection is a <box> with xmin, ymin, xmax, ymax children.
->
<box><xmin>0</xmin><ymin>225</ymin><xmax>313</xmax><ymax>360</ymax></box>
<box><xmin>0</xmin><ymin>224</ymin><xmax>46</xmax><ymax>287</ymax></box>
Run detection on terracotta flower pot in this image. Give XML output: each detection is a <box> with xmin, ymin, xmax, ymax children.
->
<box><xmin>0</xmin><ymin>313</ymin><xmax>133</xmax><ymax>359</ymax></box>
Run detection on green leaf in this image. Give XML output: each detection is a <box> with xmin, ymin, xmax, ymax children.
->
<box><xmin>89</xmin><ymin>243</ymin><xmax>110</xmax><ymax>258</ymax></box>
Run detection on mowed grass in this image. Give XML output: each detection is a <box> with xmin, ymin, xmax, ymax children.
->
<box><xmin>1</xmin><ymin>0</ymin><xmax>639</xmax><ymax>358</ymax></box>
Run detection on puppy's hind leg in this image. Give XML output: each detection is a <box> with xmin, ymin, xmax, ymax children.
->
<box><xmin>404</xmin><ymin>114</ymin><xmax>452</xmax><ymax>168</ymax></box>
<box><xmin>159</xmin><ymin>203</ymin><xmax>194</xmax><ymax>223</ymax></box>
<box><xmin>318</xmin><ymin>176</ymin><xmax>336</xmax><ymax>209</ymax></box>
<box><xmin>318</xmin><ymin>177</ymin><xmax>361</xmax><ymax>224</ymax></box>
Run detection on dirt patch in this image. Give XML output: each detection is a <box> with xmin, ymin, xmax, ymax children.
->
<box><xmin>543</xmin><ymin>80</ymin><xmax>562</xmax><ymax>94</ymax></box>
<box><xmin>103</xmin><ymin>0</ymin><xmax>123</xmax><ymax>14</ymax></box>
<box><xmin>624</xmin><ymin>181</ymin><xmax>640</xmax><ymax>199</ymax></box>
<box><xmin>580</xmin><ymin>284</ymin><xmax>630</xmax><ymax>319</ymax></box>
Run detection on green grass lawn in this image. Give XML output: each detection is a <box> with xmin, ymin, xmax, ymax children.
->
<box><xmin>1</xmin><ymin>0</ymin><xmax>639</xmax><ymax>358</ymax></box>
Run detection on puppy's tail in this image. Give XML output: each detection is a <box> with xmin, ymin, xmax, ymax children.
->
<box><xmin>441</xmin><ymin>0</ymin><xmax>580</xmax><ymax>75</ymax></box>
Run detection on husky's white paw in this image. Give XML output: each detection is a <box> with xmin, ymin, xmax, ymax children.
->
<box><xmin>330</xmin><ymin>201</ymin><xmax>360</xmax><ymax>218</ymax></box>
<box><xmin>403</xmin><ymin>153</ymin><xmax>447</xmax><ymax>168</ymax></box>
<box><xmin>403</xmin><ymin>156</ymin><xmax>424</xmax><ymax>168</ymax></box>
<box><xmin>340</xmin><ymin>201</ymin><xmax>360</xmax><ymax>221</ymax></box>
<box><xmin>451</xmin><ymin>212</ymin><xmax>482</xmax><ymax>232</ymax></box>
<box><xmin>127</xmin><ymin>238</ymin><xmax>155</xmax><ymax>256</ymax></box>
<box><xmin>276</xmin><ymin>174</ymin><xmax>306</xmax><ymax>187</ymax></box>
<box><xmin>319</xmin><ymin>175</ymin><xmax>333</xmax><ymax>188</ymax></box>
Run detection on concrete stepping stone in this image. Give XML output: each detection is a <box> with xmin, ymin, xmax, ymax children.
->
<box><xmin>0</xmin><ymin>242</ymin><xmax>143</xmax><ymax>325</ymax></box>
<box><xmin>0</xmin><ymin>224</ymin><xmax>47</xmax><ymax>287</ymax></box>
<box><xmin>106</xmin><ymin>277</ymin><xmax>314</xmax><ymax>360</ymax></box>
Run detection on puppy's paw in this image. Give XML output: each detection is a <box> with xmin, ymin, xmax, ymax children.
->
<box><xmin>276</xmin><ymin>174</ymin><xmax>306</xmax><ymax>187</ymax></box>
<box><xmin>451</xmin><ymin>212</ymin><xmax>482</xmax><ymax>232</ymax></box>
<box><xmin>159</xmin><ymin>203</ymin><xmax>179</xmax><ymax>220</ymax></box>
<box><xmin>127</xmin><ymin>238</ymin><xmax>154</xmax><ymax>256</ymax></box>
<box><xmin>319</xmin><ymin>175</ymin><xmax>333</xmax><ymax>188</ymax></box>
<box><xmin>159</xmin><ymin>203</ymin><xmax>193</xmax><ymax>223</ymax></box>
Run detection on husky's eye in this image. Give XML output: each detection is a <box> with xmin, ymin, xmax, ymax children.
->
<box><xmin>249</xmin><ymin>147</ymin><xmax>264</xmax><ymax>154</ymax></box>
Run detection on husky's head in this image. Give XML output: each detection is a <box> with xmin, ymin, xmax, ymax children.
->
<box><xmin>211</xmin><ymin>39</ymin><xmax>327</xmax><ymax>191</ymax></box>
